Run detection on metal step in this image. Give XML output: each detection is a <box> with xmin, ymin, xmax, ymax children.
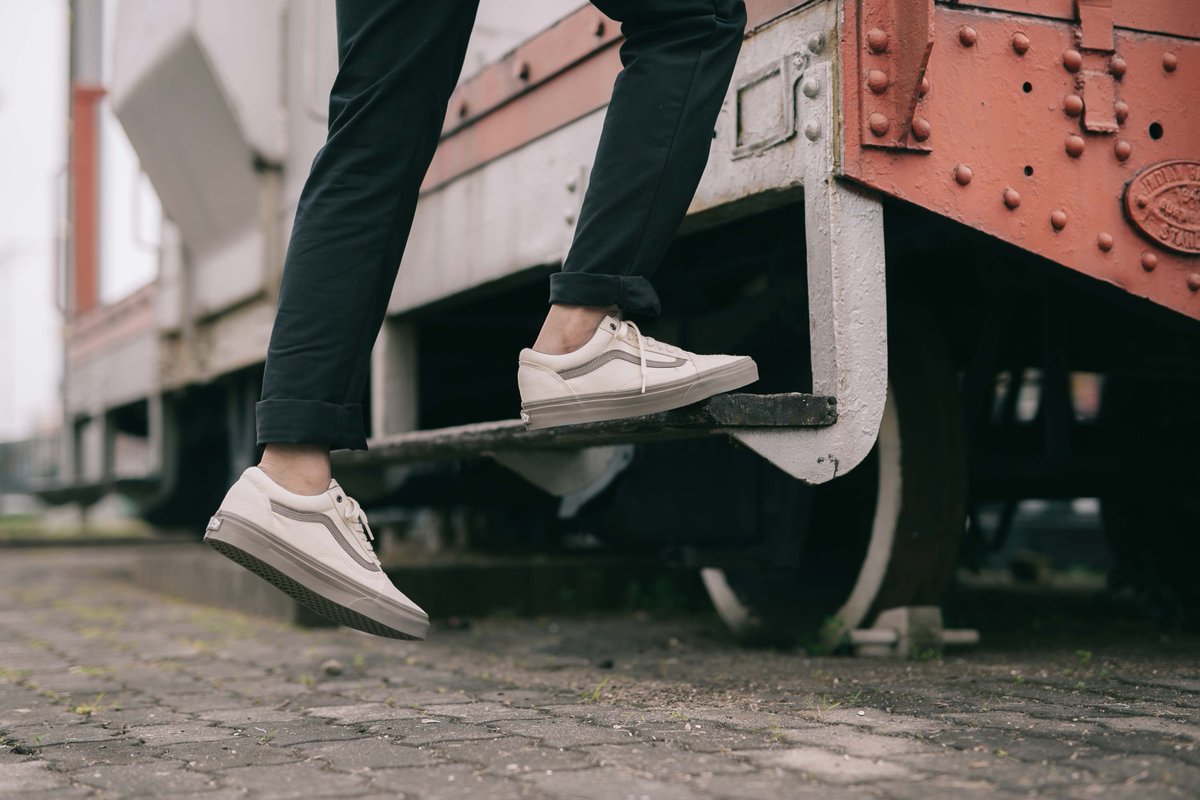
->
<box><xmin>338</xmin><ymin>392</ymin><xmax>836</xmax><ymax>466</ymax></box>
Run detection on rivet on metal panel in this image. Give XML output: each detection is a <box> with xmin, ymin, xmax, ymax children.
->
<box><xmin>1011</xmin><ymin>33</ymin><xmax>1030</xmax><ymax>55</ymax></box>
<box><xmin>1109</xmin><ymin>56</ymin><xmax>1126</xmax><ymax>78</ymax></box>
<box><xmin>954</xmin><ymin>165</ymin><xmax>973</xmax><ymax>186</ymax></box>
<box><xmin>1162</xmin><ymin>53</ymin><xmax>1178</xmax><ymax>73</ymax></box>
<box><xmin>1065</xmin><ymin>135</ymin><xmax>1085</xmax><ymax>158</ymax></box>
<box><xmin>1063</xmin><ymin>94</ymin><xmax>1084</xmax><ymax>117</ymax></box>
<box><xmin>1063</xmin><ymin>50</ymin><xmax>1083</xmax><ymax>72</ymax></box>
<box><xmin>1050</xmin><ymin>209</ymin><xmax>1068</xmax><ymax>230</ymax></box>
<box><xmin>457</xmin><ymin>101</ymin><xmax>470</xmax><ymax>119</ymax></box>
<box><xmin>1114</xmin><ymin>100</ymin><xmax>1129</xmax><ymax>123</ymax></box>
<box><xmin>867</xmin><ymin>70</ymin><xmax>890</xmax><ymax>94</ymax></box>
<box><xmin>594</xmin><ymin>18</ymin><xmax>606</xmax><ymax>37</ymax></box>
<box><xmin>1003</xmin><ymin>188</ymin><xmax>1021</xmax><ymax>209</ymax></box>
<box><xmin>802</xmin><ymin>78</ymin><xmax>820</xmax><ymax>99</ymax></box>
<box><xmin>808</xmin><ymin>33</ymin><xmax>826</xmax><ymax>55</ymax></box>
<box><xmin>867</xmin><ymin>28</ymin><xmax>889</xmax><ymax>54</ymax></box>
<box><xmin>919</xmin><ymin>76</ymin><xmax>930</xmax><ymax>97</ymax></box>
<box><xmin>1097</xmin><ymin>233</ymin><xmax>1114</xmax><ymax>252</ymax></box>
<box><xmin>869</xmin><ymin>113</ymin><xmax>891</xmax><ymax>136</ymax></box>
<box><xmin>1141</xmin><ymin>252</ymin><xmax>1158</xmax><ymax>271</ymax></box>
<box><xmin>804</xmin><ymin>121</ymin><xmax>821</xmax><ymax>141</ymax></box>
<box><xmin>1188</xmin><ymin>274</ymin><xmax>1200</xmax><ymax>292</ymax></box>
<box><xmin>911</xmin><ymin>117</ymin><xmax>931</xmax><ymax>141</ymax></box>
<box><xmin>1113</xmin><ymin>140</ymin><xmax>1132</xmax><ymax>161</ymax></box>
<box><xmin>513</xmin><ymin>61</ymin><xmax>531</xmax><ymax>82</ymax></box>
<box><xmin>958</xmin><ymin>26</ymin><xmax>978</xmax><ymax>48</ymax></box>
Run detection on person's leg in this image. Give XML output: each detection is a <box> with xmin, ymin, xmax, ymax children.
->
<box><xmin>257</xmin><ymin>0</ymin><xmax>481</xmax><ymax>493</ymax></box>
<box><xmin>531</xmin><ymin>0</ymin><xmax>747</xmax><ymax>356</ymax></box>
<box><xmin>519</xmin><ymin>0</ymin><xmax>755</xmax><ymax>430</ymax></box>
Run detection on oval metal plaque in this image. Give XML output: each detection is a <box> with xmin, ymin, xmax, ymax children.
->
<box><xmin>1124</xmin><ymin>159</ymin><xmax>1200</xmax><ymax>255</ymax></box>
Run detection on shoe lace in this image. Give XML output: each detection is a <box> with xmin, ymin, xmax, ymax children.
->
<box><xmin>336</xmin><ymin>493</ymin><xmax>380</xmax><ymax>566</ymax></box>
<box><xmin>615</xmin><ymin>320</ymin><xmax>684</xmax><ymax>394</ymax></box>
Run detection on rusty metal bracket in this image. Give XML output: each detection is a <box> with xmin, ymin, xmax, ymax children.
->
<box><xmin>858</xmin><ymin>0</ymin><xmax>934</xmax><ymax>151</ymax></box>
<box><xmin>1074</xmin><ymin>0</ymin><xmax>1120</xmax><ymax>133</ymax></box>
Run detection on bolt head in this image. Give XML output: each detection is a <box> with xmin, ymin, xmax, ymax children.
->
<box><xmin>1011</xmin><ymin>32</ymin><xmax>1030</xmax><ymax>55</ymax></box>
<box><xmin>594</xmin><ymin>18</ymin><xmax>606</xmax><ymax>36</ymax></box>
<box><xmin>1063</xmin><ymin>49</ymin><xmax>1083</xmax><ymax>72</ymax></box>
<box><xmin>868</xmin><ymin>113</ymin><xmax>891</xmax><ymax>137</ymax></box>
<box><xmin>1114</xmin><ymin>140</ymin><xmax>1132</xmax><ymax>161</ymax></box>
<box><xmin>1050</xmin><ymin>209</ymin><xmax>1068</xmax><ymax>230</ymax></box>
<box><xmin>1063</xmin><ymin>94</ymin><xmax>1084</xmax><ymax>117</ymax></box>
<box><xmin>919</xmin><ymin>76</ymin><xmax>931</xmax><ymax>97</ymax></box>
<box><xmin>1141</xmin><ymin>251</ymin><xmax>1158</xmax><ymax>271</ymax></box>
<box><xmin>808</xmin><ymin>33</ymin><xmax>826</xmax><ymax>55</ymax></box>
<box><xmin>1136</xmin><ymin>195</ymin><xmax>1149</xmax><ymax>209</ymax></box>
<box><xmin>867</xmin><ymin>69</ymin><xmax>890</xmax><ymax>94</ymax></box>
<box><xmin>457</xmin><ymin>101</ymin><xmax>470</xmax><ymax>119</ymax></box>
<box><xmin>959</xmin><ymin>26</ymin><xmax>978</xmax><ymax>47</ymax></box>
<box><xmin>1097</xmin><ymin>233</ymin><xmax>1114</xmax><ymax>252</ymax></box>
<box><xmin>910</xmin><ymin>117</ymin><xmax>931</xmax><ymax>141</ymax></box>
<box><xmin>804</xmin><ymin>121</ymin><xmax>821</xmax><ymax>141</ymax></box>
<box><xmin>512</xmin><ymin>61</ymin><xmax>530</xmax><ymax>81</ymax></box>
<box><xmin>1114</xmin><ymin>100</ymin><xmax>1130</xmax><ymax>123</ymax></box>
<box><xmin>1065</xmin><ymin>135</ymin><xmax>1085</xmax><ymax>158</ymax></box>
<box><xmin>1163</xmin><ymin>52</ymin><xmax>1178</xmax><ymax>72</ymax></box>
<box><xmin>1189</xmin><ymin>273</ymin><xmax>1200</xmax><ymax>292</ymax></box>
<box><xmin>1003</xmin><ymin>188</ymin><xmax>1021</xmax><ymax>209</ymax></box>
<box><xmin>1109</xmin><ymin>56</ymin><xmax>1127</xmax><ymax>78</ymax></box>
<box><xmin>954</xmin><ymin>165</ymin><xmax>974</xmax><ymax>186</ymax></box>
<box><xmin>867</xmin><ymin>28</ymin><xmax>889</xmax><ymax>54</ymax></box>
<box><xmin>801</xmin><ymin>78</ymin><xmax>820</xmax><ymax>99</ymax></box>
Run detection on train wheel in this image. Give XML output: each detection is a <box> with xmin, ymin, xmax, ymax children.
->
<box><xmin>701</xmin><ymin>304</ymin><xmax>967</xmax><ymax>647</ymax></box>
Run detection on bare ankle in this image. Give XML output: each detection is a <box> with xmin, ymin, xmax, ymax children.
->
<box><xmin>259</xmin><ymin>444</ymin><xmax>332</xmax><ymax>496</ymax></box>
<box><xmin>532</xmin><ymin>304</ymin><xmax>617</xmax><ymax>355</ymax></box>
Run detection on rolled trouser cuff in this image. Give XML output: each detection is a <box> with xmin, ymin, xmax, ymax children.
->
<box><xmin>256</xmin><ymin>399</ymin><xmax>368</xmax><ymax>451</ymax></box>
<box><xmin>549</xmin><ymin>272</ymin><xmax>661</xmax><ymax>316</ymax></box>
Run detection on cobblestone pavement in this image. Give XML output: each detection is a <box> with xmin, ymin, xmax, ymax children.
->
<box><xmin>1</xmin><ymin>548</ymin><xmax>1198</xmax><ymax>799</ymax></box>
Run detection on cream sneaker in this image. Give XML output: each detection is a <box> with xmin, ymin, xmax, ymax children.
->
<box><xmin>518</xmin><ymin>316</ymin><xmax>758</xmax><ymax>430</ymax></box>
<box><xmin>204</xmin><ymin>467</ymin><xmax>428</xmax><ymax>640</ymax></box>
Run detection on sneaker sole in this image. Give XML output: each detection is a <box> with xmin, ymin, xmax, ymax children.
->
<box><xmin>204</xmin><ymin>514</ymin><xmax>428</xmax><ymax>641</ymax></box>
<box><xmin>521</xmin><ymin>357</ymin><xmax>759</xmax><ymax>431</ymax></box>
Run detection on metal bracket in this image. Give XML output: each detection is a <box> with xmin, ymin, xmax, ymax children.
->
<box><xmin>1075</xmin><ymin>0</ymin><xmax>1121</xmax><ymax>134</ymax></box>
<box><xmin>858</xmin><ymin>0</ymin><xmax>934</xmax><ymax>151</ymax></box>
<box><xmin>850</xmin><ymin>606</ymin><xmax>980</xmax><ymax>659</ymax></box>
<box><xmin>732</xmin><ymin>52</ymin><xmax>808</xmax><ymax>160</ymax></box>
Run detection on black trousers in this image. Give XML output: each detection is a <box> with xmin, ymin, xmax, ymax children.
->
<box><xmin>257</xmin><ymin>0</ymin><xmax>747</xmax><ymax>450</ymax></box>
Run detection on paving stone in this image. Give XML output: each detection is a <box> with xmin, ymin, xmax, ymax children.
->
<box><xmin>369</xmin><ymin>763</ymin><xmax>539</xmax><ymax>800</ymax></box>
<box><xmin>524</xmin><ymin>765</ymin><xmax>707</xmax><ymax>800</ymax></box>
<box><xmin>432</xmin><ymin>737</ymin><xmax>594</xmax><ymax>775</ymax></box>
<box><xmin>237</xmin><ymin>719</ymin><xmax>368</xmax><ymax>747</ymax></box>
<box><xmin>0</xmin><ymin>760</ymin><xmax>72</xmax><ymax>791</ymax></box>
<box><xmin>1</xmin><ymin>721</ymin><xmax>120</xmax><ymax>748</ymax></box>
<box><xmin>426</xmin><ymin>702</ymin><xmax>545</xmax><ymax>723</ymax></box>
<box><xmin>157</xmin><ymin>739</ymin><xmax>305</xmax><ymax>771</ymax></box>
<box><xmin>582</xmin><ymin>742</ymin><xmax>755</xmax><ymax>778</ymax></box>
<box><xmin>777</xmin><ymin>725</ymin><xmax>939</xmax><ymax>757</ymax></box>
<box><xmin>32</xmin><ymin>738</ymin><xmax>162</xmax><ymax>770</ymax></box>
<box><xmin>69</xmin><ymin>760</ymin><xmax>219</xmax><ymax>794</ymax></box>
<box><xmin>365</xmin><ymin>719</ymin><xmax>504</xmax><ymax>746</ymax></box>
<box><xmin>218</xmin><ymin>760</ymin><xmax>373</xmax><ymax>798</ymax></box>
<box><xmin>157</xmin><ymin>691</ymin><xmax>252</xmax><ymax>714</ymax></box>
<box><xmin>298</xmin><ymin>738</ymin><xmax>443</xmax><ymax>771</ymax></box>
<box><xmin>491</xmin><ymin>717</ymin><xmax>645</xmax><ymax>747</ymax></box>
<box><xmin>125</xmin><ymin>722</ymin><xmax>237</xmax><ymax>746</ymax></box>
<box><xmin>742</xmin><ymin>747</ymin><xmax>915</xmax><ymax>784</ymax></box>
<box><xmin>304</xmin><ymin>703</ymin><xmax>424</xmax><ymax>724</ymax></box>
<box><xmin>196</xmin><ymin>706</ymin><xmax>307</xmax><ymax>726</ymax></box>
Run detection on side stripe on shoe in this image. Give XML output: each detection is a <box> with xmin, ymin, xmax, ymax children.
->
<box><xmin>557</xmin><ymin>350</ymin><xmax>687</xmax><ymax>380</ymax></box>
<box><xmin>269</xmin><ymin>501</ymin><xmax>381</xmax><ymax>572</ymax></box>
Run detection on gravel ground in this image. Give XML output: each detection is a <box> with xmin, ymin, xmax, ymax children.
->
<box><xmin>0</xmin><ymin>547</ymin><xmax>1197</xmax><ymax>798</ymax></box>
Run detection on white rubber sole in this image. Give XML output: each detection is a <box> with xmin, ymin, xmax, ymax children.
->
<box><xmin>204</xmin><ymin>513</ymin><xmax>428</xmax><ymax>640</ymax></box>
<box><xmin>521</xmin><ymin>357</ymin><xmax>759</xmax><ymax>431</ymax></box>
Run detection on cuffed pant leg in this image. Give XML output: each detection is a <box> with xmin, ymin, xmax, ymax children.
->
<box><xmin>555</xmin><ymin>0</ymin><xmax>747</xmax><ymax>317</ymax></box>
<box><xmin>257</xmin><ymin>0</ymin><xmax>481</xmax><ymax>451</ymax></box>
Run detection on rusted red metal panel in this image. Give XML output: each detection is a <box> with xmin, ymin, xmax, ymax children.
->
<box><xmin>70</xmin><ymin>84</ymin><xmax>105</xmax><ymax>316</ymax></box>
<box><xmin>424</xmin><ymin>0</ymin><xmax>812</xmax><ymax>193</ymax></box>
<box><xmin>948</xmin><ymin>0</ymin><xmax>1200</xmax><ymax>39</ymax></box>
<box><xmin>842</xmin><ymin>1</ymin><xmax>1200</xmax><ymax>320</ymax></box>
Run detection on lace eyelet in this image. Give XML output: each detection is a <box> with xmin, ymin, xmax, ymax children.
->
<box><xmin>335</xmin><ymin>495</ymin><xmax>343</xmax><ymax>502</ymax></box>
